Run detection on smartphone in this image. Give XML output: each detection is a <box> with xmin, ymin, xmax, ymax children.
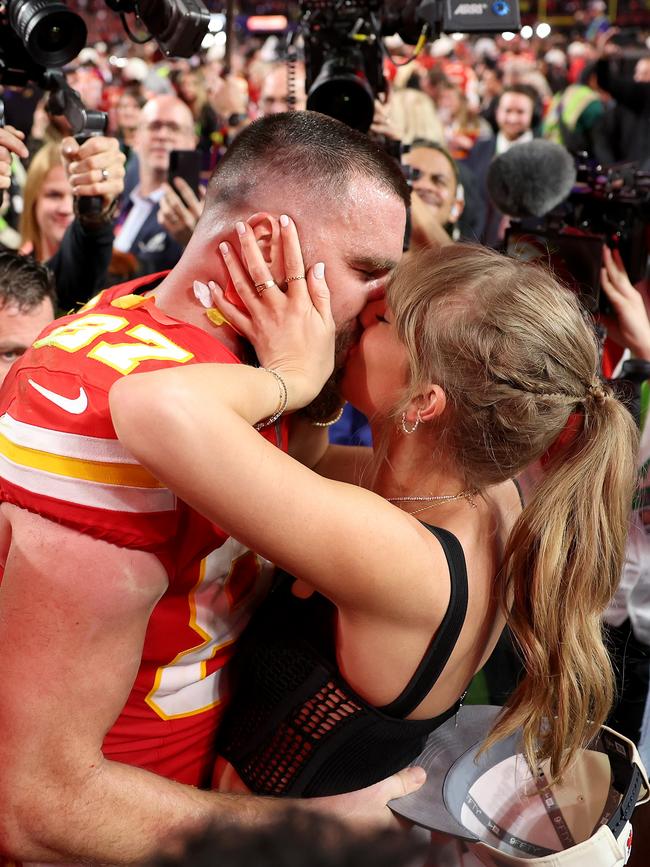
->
<box><xmin>168</xmin><ymin>149</ymin><xmax>202</xmax><ymax>204</ymax></box>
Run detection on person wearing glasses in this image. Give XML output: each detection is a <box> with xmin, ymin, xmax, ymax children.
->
<box><xmin>113</xmin><ymin>94</ymin><xmax>197</xmax><ymax>277</ymax></box>
<box><xmin>402</xmin><ymin>141</ymin><xmax>471</xmax><ymax>249</ymax></box>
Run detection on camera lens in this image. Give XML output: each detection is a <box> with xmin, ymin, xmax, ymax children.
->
<box><xmin>9</xmin><ymin>0</ymin><xmax>87</xmax><ymax>67</ymax></box>
<box><xmin>307</xmin><ymin>59</ymin><xmax>375</xmax><ymax>133</ymax></box>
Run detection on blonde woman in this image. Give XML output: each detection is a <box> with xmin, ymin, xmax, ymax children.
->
<box><xmin>19</xmin><ymin>142</ymin><xmax>72</xmax><ymax>262</ymax></box>
<box><xmin>111</xmin><ymin>227</ymin><xmax>637</xmax><ymax>795</ymax></box>
<box><xmin>385</xmin><ymin>87</ymin><xmax>445</xmax><ymax>146</ymax></box>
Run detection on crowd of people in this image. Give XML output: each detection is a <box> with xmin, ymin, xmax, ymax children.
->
<box><xmin>1</xmin><ymin>3</ymin><xmax>650</xmax><ymax>866</ymax></box>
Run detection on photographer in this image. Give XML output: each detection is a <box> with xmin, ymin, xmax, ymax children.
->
<box><xmin>1</xmin><ymin>123</ymin><xmax>125</xmax><ymax>309</ymax></box>
<box><xmin>113</xmin><ymin>94</ymin><xmax>196</xmax><ymax>277</ymax></box>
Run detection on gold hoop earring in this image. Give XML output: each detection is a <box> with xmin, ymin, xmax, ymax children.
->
<box><xmin>401</xmin><ymin>411</ymin><xmax>420</xmax><ymax>435</ymax></box>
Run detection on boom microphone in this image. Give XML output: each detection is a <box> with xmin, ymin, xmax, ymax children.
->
<box><xmin>486</xmin><ymin>140</ymin><xmax>577</xmax><ymax>218</ymax></box>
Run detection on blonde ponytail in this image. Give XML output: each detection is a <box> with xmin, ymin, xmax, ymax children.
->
<box><xmin>485</xmin><ymin>389</ymin><xmax>638</xmax><ymax>778</ymax></box>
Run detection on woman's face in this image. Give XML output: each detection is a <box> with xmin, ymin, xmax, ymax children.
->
<box><xmin>341</xmin><ymin>300</ymin><xmax>409</xmax><ymax>417</ymax></box>
<box><xmin>35</xmin><ymin>165</ymin><xmax>74</xmax><ymax>257</ymax></box>
<box><xmin>117</xmin><ymin>94</ymin><xmax>142</xmax><ymax>131</ymax></box>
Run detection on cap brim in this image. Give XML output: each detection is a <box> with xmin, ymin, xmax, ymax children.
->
<box><xmin>389</xmin><ymin>704</ymin><xmax>502</xmax><ymax>838</ymax></box>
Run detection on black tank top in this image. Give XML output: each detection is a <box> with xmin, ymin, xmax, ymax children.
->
<box><xmin>216</xmin><ymin>524</ymin><xmax>469</xmax><ymax>797</ymax></box>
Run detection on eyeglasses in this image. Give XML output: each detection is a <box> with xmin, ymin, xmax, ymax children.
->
<box><xmin>409</xmin><ymin>167</ymin><xmax>454</xmax><ymax>190</ymax></box>
<box><xmin>144</xmin><ymin>120</ymin><xmax>194</xmax><ymax>136</ymax></box>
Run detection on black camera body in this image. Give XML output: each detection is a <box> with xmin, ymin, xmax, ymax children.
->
<box><xmin>506</xmin><ymin>162</ymin><xmax>649</xmax><ymax>315</ymax></box>
<box><xmin>300</xmin><ymin>0</ymin><xmax>521</xmax><ymax>132</ymax></box>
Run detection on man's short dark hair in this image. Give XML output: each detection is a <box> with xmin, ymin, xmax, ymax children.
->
<box><xmin>208</xmin><ymin>111</ymin><xmax>410</xmax><ymax>211</ymax></box>
<box><xmin>0</xmin><ymin>252</ymin><xmax>57</xmax><ymax>312</ymax></box>
<box><xmin>498</xmin><ymin>84</ymin><xmax>540</xmax><ymax>108</ymax></box>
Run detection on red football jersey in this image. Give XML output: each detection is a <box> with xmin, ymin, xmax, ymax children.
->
<box><xmin>0</xmin><ymin>275</ymin><xmax>288</xmax><ymax>787</ymax></box>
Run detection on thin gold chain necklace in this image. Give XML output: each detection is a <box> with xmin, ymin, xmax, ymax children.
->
<box><xmin>387</xmin><ymin>489</ymin><xmax>479</xmax><ymax>516</ymax></box>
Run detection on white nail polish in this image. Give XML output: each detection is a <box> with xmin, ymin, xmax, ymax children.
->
<box><xmin>193</xmin><ymin>280</ymin><xmax>212</xmax><ymax>308</ymax></box>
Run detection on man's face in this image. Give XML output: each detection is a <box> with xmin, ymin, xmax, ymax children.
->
<box><xmin>0</xmin><ymin>297</ymin><xmax>55</xmax><ymax>386</ymax></box>
<box><xmin>295</xmin><ymin>177</ymin><xmax>406</xmax><ymax>419</ymax></box>
<box><xmin>135</xmin><ymin>98</ymin><xmax>196</xmax><ymax>175</ymax></box>
<box><xmin>259</xmin><ymin>67</ymin><xmax>307</xmax><ymax>115</ymax></box>
<box><xmin>404</xmin><ymin>147</ymin><xmax>459</xmax><ymax>226</ymax></box>
<box><xmin>496</xmin><ymin>92</ymin><xmax>534</xmax><ymax>141</ymax></box>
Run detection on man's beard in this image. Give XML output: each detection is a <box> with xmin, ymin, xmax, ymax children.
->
<box><xmin>300</xmin><ymin>321</ymin><xmax>358</xmax><ymax>423</ymax></box>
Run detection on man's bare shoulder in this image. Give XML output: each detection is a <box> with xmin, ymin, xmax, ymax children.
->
<box><xmin>0</xmin><ymin>502</ymin><xmax>168</xmax><ymax>605</ymax></box>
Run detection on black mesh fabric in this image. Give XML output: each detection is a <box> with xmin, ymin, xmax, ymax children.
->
<box><xmin>216</xmin><ymin>624</ymin><xmax>455</xmax><ymax>797</ymax></box>
<box><xmin>217</xmin><ymin>525</ymin><xmax>468</xmax><ymax>797</ymax></box>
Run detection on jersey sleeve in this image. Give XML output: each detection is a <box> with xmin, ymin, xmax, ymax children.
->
<box><xmin>0</xmin><ymin>362</ymin><xmax>179</xmax><ymax>551</ymax></box>
<box><xmin>0</xmin><ymin>296</ymin><xmax>186</xmax><ymax>551</ymax></box>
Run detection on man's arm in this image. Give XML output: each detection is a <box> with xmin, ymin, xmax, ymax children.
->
<box><xmin>0</xmin><ymin>505</ymin><xmax>269</xmax><ymax>862</ymax></box>
<box><xmin>0</xmin><ymin>505</ymin><xmax>424</xmax><ymax>863</ymax></box>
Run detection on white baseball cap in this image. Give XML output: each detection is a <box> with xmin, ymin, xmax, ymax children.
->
<box><xmin>390</xmin><ymin>705</ymin><xmax>648</xmax><ymax>866</ymax></box>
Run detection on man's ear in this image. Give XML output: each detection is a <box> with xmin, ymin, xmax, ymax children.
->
<box><xmin>247</xmin><ymin>212</ymin><xmax>284</xmax><ymax>282</ymax></box>
<box><xmin>417</xmin><ymin>384</ymin><xmax>447</xmax><ymax>423</ymax></box>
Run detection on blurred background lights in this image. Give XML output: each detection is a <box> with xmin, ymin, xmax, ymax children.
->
<box><xmin>536</xmin><ymin>22</ymin><xmax>552</xmax><ymax>38</ymax></box>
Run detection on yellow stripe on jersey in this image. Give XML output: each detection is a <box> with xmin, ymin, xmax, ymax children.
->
<box><xmin>0</xmin><ymin>430</ymin><xmax>164</xmax><ymax>488</ymax></box>
<box><xmin>0</xmin><ymin>414</ymin><xmax>175</xmax><ymax>512</ymax></box>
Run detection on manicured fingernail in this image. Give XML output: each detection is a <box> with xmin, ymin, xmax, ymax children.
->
<box><xmin>280</xmin><ymin>214</ymin><xmax>289</xmax><ymax>227</ymax></box>
<box><xmin>314</xmin><ymin>262</ymin><xmax>325</xmax><ymax>279</ymax></box>
<box><xmin>192</xmin><ymin>280</ymin><xmax>211</xmax><ymax>308</ymax></box>
<box><xmin>235</xmin><ymin>221</ymin><xmax>246</xmax><ymax>235</ymax></box>
<box><xmin>219</xmin><ymin>242</ymin><xmax>229</xmax><ymax>255</ymax></box>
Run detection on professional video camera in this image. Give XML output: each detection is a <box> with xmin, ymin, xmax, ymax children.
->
<box><xmin>0</xmin><ymin>0</ymin><xmax>210</xmax><ymax>213</ymax></box>
<box><xmin>505</xmin><ymin>159</ymin><xmax>650</xmax><ymax>316</ymax></box>
<box><xmin>299</xmin><ymin>0</ymin><xmax>521</xmax><ymax>132</ymax></box>
<box><xmin>0</xmin><ymin>0</ymin><xmax>210</xmax><ymax>130</ymax></box>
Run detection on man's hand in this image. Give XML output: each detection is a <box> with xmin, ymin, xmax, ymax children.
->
<box><xmin>600</xmin><ymin>245</ymin><xmax>650</xmax><ymax>360</ymax></box>
<box><xmin>158</xmin><ymin>179</ymin><xmax>205</xmax><ymax>247</ymax></box>
<box><xmin>62</xmin><ymin>135</ymin><xmax>126</xmax><ymax>209</ymax></box>
<box><xmin>306</xmin><ymin>766</ymin><xmax>426</xmax><ymax>830</ymax></box>
<box><xmin>409</xmin><ymin>190</ymin><xmax>453</xmax><ymax>251</ymax></box>
<box><xmin>370</xmin><ymin>98</ymin><xmax>398</xmax><ymax>141</ymax></box>
<box><xmin>0</xmin><ymin>125</ymin><xmax>29</xmax><ymax>192</ymax></box>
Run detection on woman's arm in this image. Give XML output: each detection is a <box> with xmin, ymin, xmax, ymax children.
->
<box><xmin>110</xmin><ymin>362</ymin><xmax>439</xmax><ymax>618</ymax></box>
<box><xmin>110</xmin><ymin>218</ymin><xmax>446</xmax><ymax>620</ymax></box>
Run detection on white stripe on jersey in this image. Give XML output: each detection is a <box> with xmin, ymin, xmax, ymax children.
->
<box><xmin>0</xmin><ymin>412</ymin><xmax>138</xmax><ymax>463</ymax></box>
<box><xmin>0</xmin><ymin>451</ymin><xmax>176</xmax><ymax>513</ymax></box>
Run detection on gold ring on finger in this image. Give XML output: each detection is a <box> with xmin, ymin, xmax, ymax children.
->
<box><xmin>101</xmin><ymin>168</ymin><xmax>109</xmax><ymax>181</ymax></box>
<box><xmin>254</xmin><ymin>279</ymin><xmax>276</xmax><ymax>294</ymax></box>
<box><xmin>286</xmin><ymin>275</ymin><xmax>305</xmax><ymax>282</ymax></box>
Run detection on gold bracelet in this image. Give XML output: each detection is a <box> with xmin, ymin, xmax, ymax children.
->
<box><xmin>311</xmin><ymin>405</ymin><xmax>345</xmax><ymax>427</ymax></box>
<box><xmin>254</xmin><ymin>369</ymin><xmax>289</xmax><ymax>431</ymax></box>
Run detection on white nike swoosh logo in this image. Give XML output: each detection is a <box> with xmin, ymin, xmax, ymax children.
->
<box><xmin>28</xmin><ymin>379</ymin><xmax>89</xmax><ymax>414</ymax></box>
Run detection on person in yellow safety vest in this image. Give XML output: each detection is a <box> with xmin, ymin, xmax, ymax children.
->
<box><xmin>542</xmin><ymin>64</ymin><xmax>605</xmax><ymax>156</ymax></box>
